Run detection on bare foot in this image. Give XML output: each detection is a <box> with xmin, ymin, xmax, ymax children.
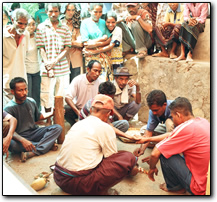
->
<box><xmin>160</xmin><ymin>183</ymin><xmax>186</xmax><ymax>194</ymax></box>
<box><xmin>152</xmin><ymin>52</ymin><xmax>169</xmax><ymax>58</ymax></box>
<box><xmin>136</xmin><ymin>51</ymin><xmax>147</xmax><ymax>58</ymax></box>
<box><xmin>186</xmin><ymin>53</ymin><xmax>193</xmax><ymax>62</ymax></box>
<box><xmin>21</xmin><ymin>152</ymin><xmax>36</xmax><ymax>162</ymax></box>
<box><xmin>104</xmin><ymin>188</ymin><xmax>119</xmax><ymax>195</ymax></box>
<box><xmin>174</xmin><ymin>55</ymin><xmax>186</xmax><ymax>61</ymax></box>
<box><xmin>130</xmin><ymin>164</ymin><xmax>139</xmax><ymax>176</ymax></box>
<box><xmin>170</xmin><ymin>53</ymin><xmax>178</xmax><ymax>59</ymax></box>
<box><xmin>51</xmin><ymin>143</ymin><xmax>58</xmax><ymax>151</ymax></box>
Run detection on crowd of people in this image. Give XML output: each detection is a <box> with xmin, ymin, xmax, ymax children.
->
<box><xmin>3</xmin><ymin>3</ymin><xmax>210</xmax><ymax>196</ymax></box>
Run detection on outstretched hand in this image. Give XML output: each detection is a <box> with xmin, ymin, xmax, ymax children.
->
<box><xmin>133</xmin><ymin>147</ymin><xmax>144</xmax><ymax>157</ymax></box>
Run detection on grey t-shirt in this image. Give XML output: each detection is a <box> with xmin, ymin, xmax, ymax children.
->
<box><xmin>4</xmin><ymin>97</ymin><xmax>41</xmax><ymax>134</ymax></box>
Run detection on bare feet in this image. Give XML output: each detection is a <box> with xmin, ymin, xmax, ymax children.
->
<box><xmin>51</xmin><ymin>143</ymin><xmax>59</xmax><ymax>151</ymax></box>
<box><xmin>186</xmin><ymin>52</ymin><xmax>193</xmax><ymax>62</ymax></box>
<box><xmin>160</xmin><ymin>183</ymin><xmax>186</xmax><ymax>194</ymax></box>
<box><xmin>170</xmin><ymin>53</ymin><xmax>178</xmax><ymax>59</ymax></box>
<box><xmin>136</xmin><ymin>51</ymin><xmax>147</xmax><ymax>58</ymax></box>
<box><xmin>104</xmin><ymin>188</ymin><xmax>119</xmax><ymax>195</ymax></box>
<box><xmin>152</xmin><ymin>52</ymin><xmax>169</xmax><ymax>58</ymax></box>
<box><xmin>174</xmin><ymin>55</ymin><xmax>186</xmax><ymax>61</ymax></box>
<box><xmin>21</xmin><ymin>151</ymin><xmax>36</xmax><ymax>162</ymax></box>
<box><xmin>130</xmin><ymin>164</ymin><xmax>139</xmax><ymax>176</ymax></box>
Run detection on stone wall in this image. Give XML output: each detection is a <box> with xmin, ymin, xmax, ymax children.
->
<box><xmin>125</xmin><ymin>57</ymin><xmax>210</xmax><ymax>123</ymax></box>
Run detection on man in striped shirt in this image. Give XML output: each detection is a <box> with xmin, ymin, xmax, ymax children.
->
<box><xmin>36</xmin><ymin>3</ymin><xmax>71</xmax><ymax>121</ymax></box>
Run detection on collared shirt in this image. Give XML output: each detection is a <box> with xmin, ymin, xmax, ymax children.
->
<box><xmin>3</xmin><ymin>26</ymin><xmax>30</xmax><ymax>89</ymax></box>
<box><xmin>183</xmin><ymin>3</ymin><xmax>208</xmax><ymax>24</ymax></box>
<box><xmin>36</xmin><ymin>19</ymin><xmax>71</xmax><ymax>77</ymax></box>
<box><xmin>65</xmin><ymin>74</ymin><xmax>102</xmax><ymax>110</ymax></box>
<box><xmin>164</xmin><ymin>4</ymin><xmax>184</xmax><ymax>24</ymax></box>
<box><xmin>146</xmin><ymin>100</ymin><xmax>173</xmax><ymax>132</ymax></box>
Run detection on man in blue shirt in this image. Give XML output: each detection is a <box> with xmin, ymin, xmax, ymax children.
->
<box><xmin>134</xmin><ymin>90</ymin><xmax>174</xmax><ymax>157</ymax></box>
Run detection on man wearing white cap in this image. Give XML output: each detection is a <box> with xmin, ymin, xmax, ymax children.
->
<box><xmin>54</xmin><ymin>94</ymin><xmax>139</xmax><ymax>195</ymax></box>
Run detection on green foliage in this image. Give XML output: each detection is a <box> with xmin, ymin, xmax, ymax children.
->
<box><xmin>20</xmin><ymin>3</ymin><xmax>39</xmax><ymax>17</ymax></box>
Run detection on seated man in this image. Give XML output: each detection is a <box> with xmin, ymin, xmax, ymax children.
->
<box><xmin>134</xmin><ymin>90</ymin><xmax>174</xmax><ymax>157</ymax></box>
<box><xmin>125</xmin><ymin>3</ymin><xmax>153</xmax><ymax>58</ymax></box>
<box><xmin>4</xmin><ymin>77</ymin><xmax>62</xmax><ymax>162</ymax></box>
<box><xmin>140</xmin><ymin>97</ymin><xmax>210</xmax><ymax>195</ymax></box>
<box><xmin>113</xmin><ymin>67</ymin><xmax>141</xmax><ymax>121</ymax></box>
<box><xmin>64</xmin><ymin>60</ymin><xmax>102</xmax><ymax>126</ymax></box>
<box><xmin>79</xmin><ymin>81</ymin><xmax>141</xmax><ymax>141</ymax></box>
<box><xmin>53</xmin><ymin>94</ymin><xmax>138</xmax><ymax>195</ymax></box>
<box><xmin>3</xmin><ymin>111</ymin><xmax>17</xmax><ymax>159</ymax></box>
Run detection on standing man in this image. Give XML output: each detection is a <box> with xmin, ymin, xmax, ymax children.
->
<box><xmin>113</xmin><ymin>67</ymin><xmax>141</xmax><ymax>121</ymax></box>
<box><xmin>4</xmin><ymin>77</ymin><xmax>62</xmax><ymax>162</ymax></box>
<box><xmin>134</xmin><ymin>90</ymin><xmax>174</xmax><ymax>157</ymax></box>
<box><xmin>54</xmin><ymin>94</ymin><xmax>138</xmax><ymax>195</ymax></box>
<box><xmin>36</xmin><ymin>3</ymin><xmax>71</xmax><ymax>123</ymax></box>
<box><xmin>125</xmin><ymin>3</ymin><xmax>153</xmax><ymax>58</ymax></box>
<box><xmin>64</xmin><ymin>60</ymin><xmax>102</xmax><ymax>126</ymax></box>
<box><xmin>3</xmin><ymin>8</ymin><xmax>30</xmax><ymax>101</ymax></box>
<box><xmin>140</xmin><ymin>97</ymin><xmax>210</xmax><ymax>195</ymax></box>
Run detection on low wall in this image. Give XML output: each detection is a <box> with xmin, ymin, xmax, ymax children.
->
<box><xmin>125</xmin><ymin>57</ymin><xmax>210</xmax><ymax>123</ymax></box>
<box><xmin>124</xmin><ymin>18</ymin><xmax>210</xmax><ymax>123</ymax></box>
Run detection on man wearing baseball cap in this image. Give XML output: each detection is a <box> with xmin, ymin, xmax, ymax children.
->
<box><xmin>54</xmin><ymin>94</ymin><xmax>139</xmax><ymax>195</ymax></box>
<box><xmin>113</xmin><ymin>67</ymin><xmax>141</xmax><ymax>121</ymax></box>
<box><xmin>125</xmin><ymin>3</ymin><xmax>153</xmax><ymax>58</ymax></box>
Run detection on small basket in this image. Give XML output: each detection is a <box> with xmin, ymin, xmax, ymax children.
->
<box><xmin>118</xmin><ymin>128</ymin><xmax>142</xmax><ymax>143</ymax></box>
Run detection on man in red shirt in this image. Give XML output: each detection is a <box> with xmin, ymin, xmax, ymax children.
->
<box><xmin>138</xmin><ymin>97</ymin><xmax>210</xmax><ymax>195</ymax></box>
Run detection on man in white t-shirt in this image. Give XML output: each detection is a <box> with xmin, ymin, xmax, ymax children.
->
<box><xmin>64</xmin><ymin>60</ymin><xmax>102</xmax><ymax>126</ymax></box>
<box><xmin>54</xmin><ymin>94</ymin><xmax>139</xmax><ymax>195</ymax></box>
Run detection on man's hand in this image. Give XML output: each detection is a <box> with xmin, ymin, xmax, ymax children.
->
<box><xmin>188</xmin><ymin>18</ymin><xmax>198</xmax><ymax>26</ymax></box>
<box><xmin>126</xmin><ymin>15</ymin><xmax>137</xmax><ymax>23</ymax></box>
<box><xmin>133</xmin><ymin>147</ymin><xmax>145</xmax><ymax>157</ymax></box>
<box><xmin>148</xmin><ymin>167</ymin><xmax>158</xmax><ymax>181</ymax></box>
<box><xmin>127</xmin><ymin>79</ymin><xmax>139</xmax><ymax>87</ymax></box>
<box><xmin>3</xmin><ymin>136</ymin><xmax>12</xmax><ymax>159</ymax></box>
<box><xmin>136</xmin><ymin>136</ymin><xmax>150</xmax><ymax>144</ymax></box>
<box><xmin>21</xmin><ymin>139</ymin><xmax>36</xmax><ymax>152</ymax></box>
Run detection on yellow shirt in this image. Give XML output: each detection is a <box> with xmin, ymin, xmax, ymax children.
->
<box><xmin>164</xmin><ymin>4</ymin><xmax>184</xmax><ymax>24</ymax></box>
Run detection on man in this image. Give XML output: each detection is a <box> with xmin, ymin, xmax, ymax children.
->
<box><xmin>4</xmin><ymin>77</ymin><xmax>62</xmax><ymax>162</ymax></box>
<box><xmin>54</xmin><ymin>94</ymin><xmax>138</xmax><ymax>195</ymax></box>
<box><xmin>125</xmin><ymin>3</ymin><xmax>153</xmax><ymax>58</ymax></box>
<box><xmin>113</xmin><ymin>67</ymin><xmax>141</xmax><ymax>121</ymax></box>
<box><xmin>3</xmin><ymin>8</ymin><xmax>30</xmax><ymax>100</ymax></box>
<box><xmin>139</xmin><ymin>97</ymin><xmax>210</xmax><ymax>195</ymax></box>
<box><xmin>3</xmin><ymin>111</ymin><xmax>17</xmax><ymax>159</ymax></box>
<box><xmin>79</xmin><ymin>81</ymin><xmax>141</xmax><ymax>141</ymax></box>
<box><xmin>36</xmin><ymin>3</ymin><xmax>71</xmax><ymax>122</ymax></box>
<box><xmin>134</xmin><ymin>90</ymin><xmax>174</xmax><ymax>157</ymax></box>
<box><xmin>65</xmin><ymin>60</ymin><xmax>102</xmax><ymax>126</ymax></box>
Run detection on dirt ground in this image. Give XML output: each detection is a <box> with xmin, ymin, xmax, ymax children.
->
<box><xmin>3</xmin><ymin>120</ymin><xmax>190</xmax><ymax>196</ymax></box>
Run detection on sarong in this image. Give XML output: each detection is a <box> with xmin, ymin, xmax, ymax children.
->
<box><xmin>179</xmin><ymin>21</ymin><xmax>205</xmax><ymax>51</ymax></box>
<box><xmin>53</xmin><ymin>151</ymin><xmax>137</xmax><ymax>195</ymax></box>
<box><xmin>153</xmin><ymin>24</ymin><xmax>181</xmax><ymax>47</ymax></box>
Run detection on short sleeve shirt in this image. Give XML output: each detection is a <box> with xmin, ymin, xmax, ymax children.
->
<box><xmin>80</xmin><ymin>18</ymin><xmax>111</xmax><ymax>42</ymax></box>
<box><xmin>65</xmin><ymin>74</ymin><xmax>102</xmax><ymax>110</ymax></box>
<box><xmin>156</xmin><ymin>117</ymin><xmax>210</xmax><ymax>195</ymax></box>
<box><xmin>4</xmin><ymin>98</ymin><xmax>41</xmax><ymax>134</ymax></box>
<box><xmin>146</xmin><ymin>100</ymin><xmax>173</xmax><ymax>132</ymax></box>
<box><xmin>36</xmin><ymin>19</ymin><xmax>71</xmax><ymax>77</ymax></box>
